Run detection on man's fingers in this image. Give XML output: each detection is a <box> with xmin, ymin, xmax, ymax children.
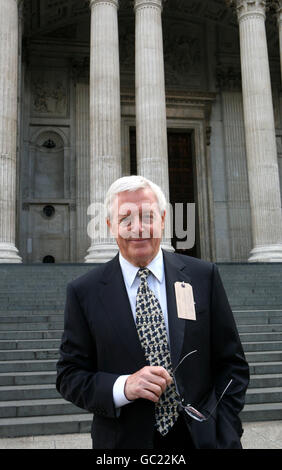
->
<box><xmin>151</xmin><ymin>366</ymin><xmax>173</xmax><ymax>386</ymax></box>
<box><xmin>140</xmin><ymin>388</ymin><xmax>160</xmax><ymax>403</ymax></box>
<box><xmin>124</xmin><ymin>366</ymin><xmax>173</xmax><ymax>402</ymax></box>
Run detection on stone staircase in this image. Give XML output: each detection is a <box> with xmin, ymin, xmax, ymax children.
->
<box><xmin>218</xmin><ymin>263</ymin><xmax>282</xmax><ymax>424</ymax></box>
<box><xmin>0</xmin><ymin>265</ymin><xmax>94</xmax><ymax>438</ymax></box>
<box><xmin>0</xmin><ymin>263</ymin><xmax>281</xmax><ymax>437</ymax></box>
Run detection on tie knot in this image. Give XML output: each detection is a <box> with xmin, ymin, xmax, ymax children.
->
<box><xmin>137</xmin><ymin>267</ymin><xmax>150</xmax><ymax>281</ymax></box>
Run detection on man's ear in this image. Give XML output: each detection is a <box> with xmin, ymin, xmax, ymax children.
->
<box><xmin>107</xmin><ymin>217</ymin><xmax>117</xmax><ymax>237</ymax></box>
<box><xmin>106</xmin><ymin>217</ymin><xmax>112</xmax><ymax>232</ymax></box>
<box><xmin>161</xmin><ymin>209</ymin><xmax>166</xmax><ymax>231</ymax></box>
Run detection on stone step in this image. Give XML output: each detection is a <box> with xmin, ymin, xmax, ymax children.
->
<box><xmin>0</xmin><ymin>304</ymin><xmax>64</xmax><ymax>311</ymax></box>
<box><xmin>234</xmin><ymin>310</ymin><xmax>282</xmax><ymax>323</ymax></box>
<box><xmin>0</xmin><ymin>413</ymin><xmax>92</xmax><ymax>438</ymax></box>
<box><xmin>249</xmin><ymin>361</ymin><xmax>282</xmax><ymax>375</ymax></box>
<box><xmin>0</xmin><ymin>314</ymin><xmax>63</xmax><ymax>323</ymax></box>
<box><xmin>0</xmin><ymin>384</ymin><xmax>60</xmax><ymax>401</ymax></box>
<box><xmin>245</xmin><ymin>387</ymin><xmax>282</xmax><ymax>404</ymax></box>
<box><xmin>0</xmin><ymin>349</ymin><xmax>59</xmax><ymax>361</ymax></box>
<box><xmin>249</xmin><ymin>374</ymin><xmax>282</xmax><ymax>388</ymax></box>
<box><xmin>242</xmin><ymin>341</ymin><xmax>282</xmax><ymax>352</ymax></box>
<box><xmin>0</xmin><ymin>294</ymin><xmax>65</xmax><ymax>300</ymax></box>
<box><xmin>240</xmin><ymin>403</ymin><xmax>282</xmax><ymax>422</ymax></box>
<box><xmin>0</xmin><ymin>310</ymin><xmax>63</xmax><ymax>316</ymax></box>
<box><xmin>238</xmin><ymin>324</ymin><xmax>282</xmax><ymax>333</ymax></box>
<box><xmin>234</xmin><ymin>316</ymin><xmax>282</xmax><ymax>326</ymax></box>
<box><xmin>0</xmin><ymin>301</ymin><xmax>64</xmax><ymax>308</ymax></box>
<box><xmin>0</xmin><ymin>307</ymin><xmax>63</xmax><ymax>312</ymax></box>
<box><xmin>0</xmin><ymin>371</ymin><xmax>56</xmax><ymax>386</ymax></box>
<box><xmin>0</xmin><ymin>322</ymin><xmax>63</xmax><ymax>331</ymax></box>
<box><xmin>0</xmin><ymin>330</ymin><xmax>62</xmax><ymax>340</ymax></box>
<box><xmin>0</xmin><ymin>291</ymin><xmax>65</xmax><ymax>296</ymax></box>
<box><xmin>0</xmin><ymin>339</ymin><xmax>61</xmax><ymax>350</ymax></box>
<box><xmin>240</xmin><ymin>332</ymin><xmax>282</xmax><ymax>342</ymax></box>
<box><xmin>0</xmin><ymin>398</ymin><xmax>87</xmax><ymax>419</ymax></box>
<box><xmin>0</xmin><ymin>360</ymin><xmax>57</xmax><ymax>373</ymax></box>
<box><xmin>246</xmin><ymin>351</ymin><xmax>282</xmax><ymax>362</ymax></box>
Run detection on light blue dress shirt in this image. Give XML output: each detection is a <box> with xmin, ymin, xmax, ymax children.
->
<box><xmin>112</xmin><ymin>248</ymin><xmax>169</xmax><ymax>409</ymax></box>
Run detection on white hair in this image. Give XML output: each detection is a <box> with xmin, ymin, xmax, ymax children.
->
<box><xmin>105</xmin><ymin>175</ymin><xmax>167</xmax><ymax>219</ymax></box>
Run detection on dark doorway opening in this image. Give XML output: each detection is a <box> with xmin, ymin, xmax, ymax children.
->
<box><xmin>129</xmin><ymin>128</ymin><xmax>199</xmax><ymax>258</ymax></box>
<box><xmin>167</xmin><ymin>130</ymin><xmax>199</xmax><ymax>258</ymax></box>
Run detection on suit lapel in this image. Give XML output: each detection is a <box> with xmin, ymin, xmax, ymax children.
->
<box><xmin>98</xmin><ymin>255</ymin><xmax>146</xmax><ymax>369</ymax></box>
<box><xmin>163</xmin><ymin>250</ymin><xmax>194</xmax><ymax>371</ymax></box>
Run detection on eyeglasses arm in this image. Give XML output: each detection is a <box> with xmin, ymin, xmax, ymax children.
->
<box><xmin>172</xmin><ymin>349</ymin><xmax>197</xmax><ymax>376</ymax></box>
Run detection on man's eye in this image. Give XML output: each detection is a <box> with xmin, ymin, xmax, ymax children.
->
<box><xmin>119</xmin><ymin>216</ymin><xmax>131</xmax><ymax>225</ymax></box>
<box><xmin>143</xmin><ymin>214</ymin><xmax>153</xmax><ymax>221</ymax></box>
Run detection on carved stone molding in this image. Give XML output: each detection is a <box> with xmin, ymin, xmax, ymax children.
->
<box><xmin>268</xmin><ymin>0</ymin><xmax>282</xmax><ymax>10</ymax></box>
<box><xmin>227</xmin><ymin>0</ymin><xmax>266</xmax><ymax>20</ymax></box>
<box><xmin>134</xmin><ymin>0</ymin><xmax>164</xmax><ymax>11</ymax></box>
<box><xmin>31</xmin><ymin>71</ymin><xmax>68</xmax><ymax>118</ymax></box>
<box><xmin>90</xmin><ymin>0</ymin><xmax>119</xmax><ymax>8</ymax></box>
<box><xmin>268</xmin><ymin>0</ymin><xmax>282</xmax><ymax>22</ymax></box>
<box><xmin>71</xmin><ymin>58</ymin><xmax>90</xmax><ymax>83</ymax></box>
<box><xmin>216</xmin><ymin>64</ymin><xmax>242</xmax><ymax>91</ymax></box>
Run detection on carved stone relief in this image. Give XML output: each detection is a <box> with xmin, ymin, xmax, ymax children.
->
<box><xmin>25</xmin><ymin>0</ymin><xmax>89</xmax><ymax>36</ymax></box>
<box><xmin>31</xmin><ymin>70</ymin><xmax>68</xmax><ymax>117</ymax></box>
<box><xmin>163</xmin><ymin>21</ymin><xmax>205</xmax><ymax>89</ymax></box>
<box><xmin>216</xmin><ymin>63</ymin><xmax>242</xmax><ymax>90</ymax></box>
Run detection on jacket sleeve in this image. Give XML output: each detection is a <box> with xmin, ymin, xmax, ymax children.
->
<box><xmin>56</xmin><ymin>283</ymin><xmax>120</xmax><ymax>419</ymax></box>
<box><xmin>210</xmin><ymin>264</ymin><xmax>250</xmax><ymax>448</ymax></box>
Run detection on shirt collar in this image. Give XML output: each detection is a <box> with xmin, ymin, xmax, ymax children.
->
<box><xmin>119</xmin><ymin>248</ymin><xmax>164</xmax><ymax>288</ymax></box>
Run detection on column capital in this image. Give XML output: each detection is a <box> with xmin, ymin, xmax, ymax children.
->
<box><xmin>89</xmin><ymin>0</ymin><xmax>119</xmax><ymax>9</ymax></box>
<box><xmin>268</xmin><ymin>0</ymin><xmax>282</xmax><ymax>9</ymax></box>
<box><xmin>269</xmin><ymin>0</ymin><xmax>282</xmax><ymax>21</ymax></box>
<box><xmin>134</xmin><ymin>0</ymin><xmax>165</xmax><ymax>12</ymax></box>
<box><xmin>227</xmin><ymin>0</ymin><xmax>266</xmax><ymax>20</ymax></box>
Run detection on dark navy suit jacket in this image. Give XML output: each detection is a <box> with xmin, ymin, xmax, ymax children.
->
<box><xmin>56</xmin><ymin>250</ymin><xmax>249</xmax><ymax>449</ymax></box>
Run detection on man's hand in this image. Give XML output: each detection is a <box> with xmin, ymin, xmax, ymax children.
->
<box><xmin>124</xmin><ymin>366</ymin><xmax>173</xmax><ymax>403</ymax></box>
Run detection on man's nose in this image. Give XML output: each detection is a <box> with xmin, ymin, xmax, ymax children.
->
<box><xmin>130</xmin><ymin>215</ymin><xmax>144</xmax><ymax>236</ymax></box>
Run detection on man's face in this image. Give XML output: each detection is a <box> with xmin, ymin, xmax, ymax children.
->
<box><xmin>107</xmin><ymin>187</ymin><xmax>166</xmax><ymax>267</ymax></box>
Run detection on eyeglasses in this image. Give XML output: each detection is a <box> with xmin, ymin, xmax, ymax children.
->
<box><xmin>172</xmin><ymin>350</ymin><xmax>233</xmax><ymax>422</ymax></box>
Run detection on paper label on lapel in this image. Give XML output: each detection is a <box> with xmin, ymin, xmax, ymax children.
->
<box><xmin>174</xmin><ymin>282</ymin><xmax>196</xmax><ymax>321</ymax></box>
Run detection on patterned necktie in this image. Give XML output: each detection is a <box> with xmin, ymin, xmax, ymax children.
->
<box><xmin>135</xmin><ymin>267</ymin><xmax>179</xmax><ymax>436</ymax></box>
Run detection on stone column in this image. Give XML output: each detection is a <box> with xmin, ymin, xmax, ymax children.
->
<box><xmin>235</xmin><ymin>0</ymin><xmax>282</xmax><ymax>261</ymax></box>
<box><xmin>134</xmin><ymin>0</ymin><xmax>173</xmax><ymax>251</ymax></box>
<box><xmin>0</xmin><ymin>0</ymin><xmax>22</xmax><ymax>263</ymax></box>
<box><xmin>85</xmin><ymin>0</ymin><xmax>122</xmax><ymax>263</ymax></box>
<box><xmin>274</xmin><ymin>1</ymin><xmax>282</xmax><ymax>81</ymax></box>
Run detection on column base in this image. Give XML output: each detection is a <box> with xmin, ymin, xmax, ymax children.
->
<box><xmin>0</xmin><ymin>243</ymin><xmax>22</xmax><ymax>264</ymax></box>
<box><xmin>248</xmin><ymin>244</ymin><xmax>282</xmax><ymax>262</ymax></box>
<box><xmin>85</xmin><ymin>243</ymin><xmax>119</xmax><ymax>263</ymax></box>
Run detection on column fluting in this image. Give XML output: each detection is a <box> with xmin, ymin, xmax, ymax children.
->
<box><xmin>0</xmin><ymin>0</ymin><xmax>22</xmax><ymax>263</ymax></box>
<box><xmin>134</xmin><ymin>0</ymin><xmax>173</xmax><ymax>251</ymax></box>
<box><xmin>235</xmin><ymin>0</ymin><xmax>282</xmax><ymax>261</ymax></box>
<box><xmin>85</xmin><ymin>0</ymin><xmax>122</xmax><ymax>263</ymax></box>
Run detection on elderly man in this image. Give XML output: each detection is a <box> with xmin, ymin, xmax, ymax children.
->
<box><xmin>56</xmin><ymin>175</ymin><xmax>249</xmax><ymax>449</ymax></box>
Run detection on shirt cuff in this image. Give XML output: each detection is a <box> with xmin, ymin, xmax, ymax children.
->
<box><xmin>113</xmin><ymin>375</ymin><xmax>133</xmax><ymax>408</ymax></box>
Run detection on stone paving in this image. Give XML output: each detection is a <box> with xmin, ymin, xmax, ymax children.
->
<box><xmin>0</xmin><ymin>421</ymin><xmax>281</xmax><ymax>449</ymax></box>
